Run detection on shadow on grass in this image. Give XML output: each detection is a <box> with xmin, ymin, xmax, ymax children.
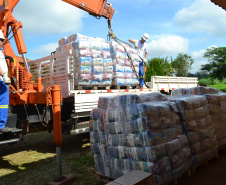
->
<box><xmin>0</xmin><ymin>132</ymin><xmax>104</xmax><ymax>185</ymax></box>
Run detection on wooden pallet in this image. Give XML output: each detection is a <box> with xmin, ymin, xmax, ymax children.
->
<box><xmin>96</xmin><ymin>173</ymin><xmax>115</xmax><ymax>184</ymax></box>
<box><xmin>111</xmin><ymin>85</ymin><xmax>131</xmax><ymax>90</ymax></box>
<box><xmin>75</xmin><ymin>85</ymin><xmax>110</xmax><ymax>90</ymax></box>
<box><xmin>191</xmin><ymin>153</ymin><xmax>219</xmax><ymax>174</ymax></box>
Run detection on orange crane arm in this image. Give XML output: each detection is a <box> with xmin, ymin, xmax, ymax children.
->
<box><xmin>62</xmin><ymin>0</ymin><xmax>114</xmax><ymax>28</ymax></box>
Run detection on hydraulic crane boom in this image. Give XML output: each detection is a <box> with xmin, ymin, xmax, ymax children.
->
<box><xmin>0</xmin><ymin>0</ymin><xmax>114</xmax><ymax>105</ymax></box>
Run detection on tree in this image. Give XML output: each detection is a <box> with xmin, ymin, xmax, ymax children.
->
<box><xmin>145</xmin><ymin>58</ymin><xmax>165</xmax><ymax>81</ymax></box>
<box><xmin>201</xmin><ymin>47</ymin><xmax>226</xmax><ymax>81</ymax></box>
<box><xmin>159</xmin><ymin>57</ymin><xmax>175</xmax><ymax>76</ymax></box>
<box><xmin>187</xmin><ymin>71</ymin><xmax>208</xmax><ymax>79</ymax></box>
<box><xmin>172</xmin><ymin>53</ymin><xmax>194</xmax><ymax>77</ymax></box>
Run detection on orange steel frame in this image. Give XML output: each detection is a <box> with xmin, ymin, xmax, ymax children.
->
<box><xmin>0</xmin><ymin>0</ymin><xmax>114</xmax><ymax>147</ymax></box>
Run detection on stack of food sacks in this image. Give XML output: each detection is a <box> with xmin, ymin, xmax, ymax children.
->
<box><xmin>171</xmin><ymin>86</ymin><xmax>223</xmax><ymax>96</ymax></box>
<box><xmin>172</xmin><ymin>86</ymin><xmax>226</xmax><ymax>150</ymax></box>
<box><xmin>109</xmin><ymin>41</ymin><xmax>139</xmax><ymax>86</ymax></box>
<box><xmin>168</xmin><ymin>95</ymin><xmax>218</xmax><ymax>167</ymax></box>
<box><xmin>90</xmin><ymin>93</ymin><xmax>192</xmax><ymax>185</ymax></box>
<box><xmin>56</xmin><ymin>33</ymin><xmax>113</xmax><ymax>87</ymax></box>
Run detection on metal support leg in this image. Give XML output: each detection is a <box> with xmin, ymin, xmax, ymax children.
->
<box><xmin>56</xmin><ymin>147</ymin><xmax>62</xmax><ymax>179</ymax></box>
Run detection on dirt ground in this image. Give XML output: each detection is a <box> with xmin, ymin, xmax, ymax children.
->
<box><xmin>0</xmin><ymin>131</ymin><xmax>226</xmax><ymax>185</ymax></box>
<box><xmin>178</xmin><ymin>150</ymin><xmax>226</xmax><ymax>185</ymax></box>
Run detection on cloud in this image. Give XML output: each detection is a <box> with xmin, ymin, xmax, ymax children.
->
<box><xmin>32</xmin><ymin>42</ymin><xmax>58</xmax><ymax>57</ymax></box>
<box><xmin>13</xmin><ymin>0</ymin><xmax>86</xmax><ymax>35</ymax></box>
<box><xmin>174</xmin><ymin>0</ymin><xmax>226</xmax><ymax>36</ymax></box>
<box><xmin>147</xmin><ymin>35</ymin><xmax>189</xmax><ymax>57</ymax></box>
<box><xmin>110</xmin><ymin>0</ymin><xmax>152</xmax><ymax>8</ymax></box>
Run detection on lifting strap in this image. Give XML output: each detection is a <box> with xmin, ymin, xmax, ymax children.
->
<box><xmin>108</xmin><ymin>30</ymin><xmax>150</xmax><ymax>88</ymax></box>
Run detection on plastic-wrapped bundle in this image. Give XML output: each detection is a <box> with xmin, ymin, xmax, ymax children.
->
<box><xmin>102</xmin><ymin>51</ymin><xmax>111</xmax><ymax>58</ymax></box>
<box><xmin>171</xmin><ymin>86</ymin><xmax>223</xmax><ymax>96</ymax></box>
<box><xmin>74</xmin><ymin>40</ymin><xmax>90</xmax><ymax>49</ymax></box>
<box><xmin>91</xmin><ymin>143</ymin><xmax>107</xmax><ymax>155</ymax></box>
<box><xmin>90</xmin><ymin>131</ymin><xmax>100</xmax><ymax>143</ymax></box>
<box><xmin>76</xmin><ymin>66</ymin><xmax>92</xmax><ymax>74</ymax></box>
<box><xmin>170</xmin><ymin>151</ymin><xmax>184</xmax><ymax>170</ymax></box>
<box><xmin>76</xmin><ymin>74</ymin><xmax>91</xmax><ymax>81</ymax></box>
<box><xmin>90</xmin><ymin>41</ymin><xmax>102</xmax><ymax>50</ymax></box>
<box><xmin>124</xmin><ymin>66</ymin><xmax>132</xmax><ymax>73</ymax></box>
<box><xmin>162</xmin><ymin>126</ymin><xmax>182</xmax><ymax>144</ymax></box>
<box><xmin>104</xmin><ymin>107</ymin><xmax>126</xmax><ymax>123</ymax></box>
<box><xmin>165</xmin><ymin>139</ymin><xmax>181</xmax><ymax>157</ymax></box>
<box><xmin>124</xmin><ymin>73</ymin><xmax>132</xmax><ymax>79</ymax></box>
<box><xmin>111</xmin><ymin>51</ymin><xmax>126</xmax><ymax>60</ymax></box>
<box><xmin>75</xmin><ymin>56</ymin><xmax>92</xmax><ymax>66</ymax></box>
<box><xmin>107</xmin><ymin>146</ymin><xmax>120</xmax><ymax>158</ymax></box>
<box><xmin>132</xmin><ymin>79</ymin><xmax>139</xmax><ymax>85</ymax></box>
<box><xmin>58</xmin><ymin>37</ymin><xmax>67</xmax><ymax>47</ymax></box>
<box><xmin>92</xmin><ymin>74</ymin><xmax>103</xmax><ymax>81</ymax></box>
<box><xmin>171</xmin><ymin>159</ymin><xmax>192</xmax><ymax>181</ymax></box>
<box><xmin>206</xmin><ymin>94</ymin><xmax>226</xmax><ymax>149</ymax></box>
<box><xmin>130</xmin><ymin>54</ymin><xmax>140</xmax><ymax>62</ymax></box>
<box><xmin>92</xmin><ymin>66</ymin><xmax>103</xmax><ymax>75</ymax></box>
<box><xmin>127</xmin><ymin>133</ymin><xmax>146</xmax><ymax>147</ymax></box>
<box><xmin>92</xmin><ymin>58</ymin><xmax>103</xmax><ymax>66</ymax></box>
<box><xmin>89</xmin><ymin>119</ymin><xmax>104</xmax><ymax>131</ymax></box>
<box><xmin>125</xmin><ymin>103</ymin><xmax>145</xmax><ymax>121</ymax></box>
<box><xmin>125</xmin><ymin>117</ymin><xmax>148</xmax><ymax>134</ymax></box>
<box><xmin>142</xmin><ymin>130</ymin><xmax>164</xmax><ymax>146</ymax></box>
<box><xmin>91</xmin><ymin>50</ymin><xmax>102</xmax><ymax>58</ymax></box>
<box><xmin>117</xmin><ymin>94</ymin><xmax>141</xmax><ymax>108</ymax></box>
<box><xmin>104</xmin><ymin>122</ymin><xmax>122</xmax><ymax>134</ymax></box>
<box><xmin>177</xmin><ymin>135</ymin><xmax>189</xmax><ymax>148</ymax></box>
<box><xmin>103</xmin><ymin>58</ymin><xmax>113</xmax><ymax>66</ymax></box>
<box><xmin>146</xmin><ymin>143</ymin><xmax>167</xmax><ymax>162</ymax></box>
<box><xmin>107</xmin><ymin>134</ymin><xmax>127</xmax><ymax>146</ymax></box>
<box><xmin>103</xmin><ymin>66</ymin><xmax>113</xmax><ymax>74</ymax></box>
<box><xmin>74</xmin><ymin>49</ymin><xmax>91</xmax><ymax>57</ymax></box>
<box><xmin>124</xmin><ymin>79</ymin><xmax>132</xmax><ymax>85</ymax></box>
<box><xmin>101</xmin><ymin>42</ymin><xmax>110</xmax><ymax>51</ymax></box>
<box><xmin>103</xmin><ymin>73</ymin><xmax>113</xmax><ymax>80</ymax></box>
<box><xmin>153</xmin><ymin>156</ymin><xmax>172</xmax><ymax>175</ymax></box>
<box><xmin>129</xmin><ymin>147</ymin><xmax>147</xmax><ymax>161</ymax></box>
<box><xmin>113</xmin><ymin>72</ymin><xmax>124</xmax><ymax>79</ymax></box>
<box><xmin>139</xmin><ymin>93</ymin><xmax>168</xmax><ymax>103</ymax></box>
<box><xmin>112</xmin><ymin>78</ymin><xmax>124</xmax><ymax>86</ymax></box>
<box><xmin>113</xmin><ymin>65</ymin><xmax>124</xmax><ymax>73</ymax></box>
<box><xmin>98</xmin><ymin>96</ymin><xmax>118</xmax><ymax>109</ymax></box>
<box><xmin>192</xmin><ymin>146</ymin><xmax>218</xmax><ymax>165</ymax></box>
<box><xmin>72</xmin><ymin>33</ymin><xmax>88</xmax><ymax>42</ymax></box>
<box><xmin>153</xmin><ymin>173</ymin><xmax>172</xmax><ymax>185</ymax></box>
<box><xmin>186</xmin><ymin>131</ymin><xmax>200</xmax><ymax>145</ymax></box>
<box><xmin>110</xmin><ymin>42</ymin><xmax>125</xmax><ymax>53</ymax></box>
<box><xmin>112</xmin><ymin>58</ymin><xmax>125</xmax><ymax>66</ymax></box>
<box><xmin>90</xmin><ymin>107</ymin><xmax>105</xmax><ymax>120</ymax></box>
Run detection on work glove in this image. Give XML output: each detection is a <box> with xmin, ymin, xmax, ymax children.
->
<box><xmin>3</xmin><ymin>73</ymin><xmax>11</xmax><ymax>85</ymax></box>
<box><xmin>134</xmin><ymin>42</ymin><xmax>138</xmax><ymax>49</ymax></box>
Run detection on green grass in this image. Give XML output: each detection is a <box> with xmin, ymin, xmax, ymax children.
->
<box><xmin>0</xmin><ymin>132</ymin><xmax>104</xmax><ymax>185</ymax></box>
<box><xmin>209</xmin><ymin>84</ymin><xmax>226</xmax><ymax>92</ymax></box>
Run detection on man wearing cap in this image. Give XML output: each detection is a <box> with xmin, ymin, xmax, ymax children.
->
<box><xmin>129</xmin><ymin>33</ymin><xmax>149</xmax><ymax>88</ymax></box>
<box><xmin>0</xmin><ymin>29</ymin><xmax>14</xmax><ymax>133</ymax></box>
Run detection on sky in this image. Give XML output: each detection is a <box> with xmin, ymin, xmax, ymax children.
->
<box><xmin>9</xmin><ymin>0</ymin><xmax>226</xmax><ymax>73</ymax></box>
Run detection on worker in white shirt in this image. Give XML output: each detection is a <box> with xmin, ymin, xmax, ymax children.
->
<box><xmin>128</xmin><ymin>33</ymin><xmax>149</xmax><ymax>88</ymax></box>
<box><xmin>0</xmin><ymin>30</ymin><xmax>14</xmax><ymax>133</ymax></box>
